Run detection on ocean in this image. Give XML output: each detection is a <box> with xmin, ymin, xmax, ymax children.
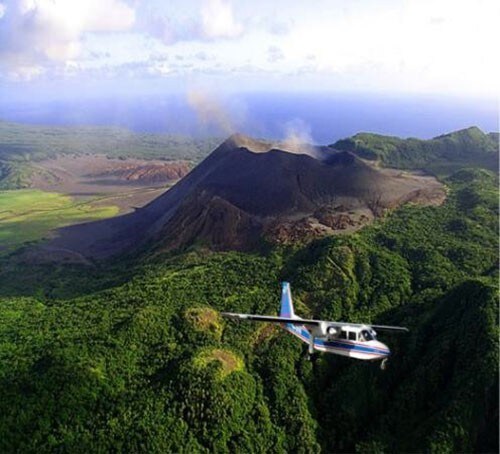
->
<box><xmin>0</xmin><ymin>92</ymin><xmax>497</xmax><ymax>144</ymax></box>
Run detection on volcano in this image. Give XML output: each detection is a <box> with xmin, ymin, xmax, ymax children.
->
<box><xmin>49</xmin><ymin>134</ymin><xmax>445</xmax><ymax>259</ymax></box>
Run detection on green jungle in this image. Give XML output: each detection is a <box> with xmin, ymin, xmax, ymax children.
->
<box><xmin>0</xmin><ymin>126</ymin><xmax>498</xmax><ymax>453</ymax></box>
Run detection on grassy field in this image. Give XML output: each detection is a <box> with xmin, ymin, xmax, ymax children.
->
<box><xmin>0</xmin><ymin>189</ymin><xmax>119</xmax><ymax>252</ymax></box>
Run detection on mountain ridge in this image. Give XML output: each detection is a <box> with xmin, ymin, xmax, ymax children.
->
<box><xmin>331</xmin><ymin>126</ymin><xmax>498</xmax><ymax>175</ymax></box>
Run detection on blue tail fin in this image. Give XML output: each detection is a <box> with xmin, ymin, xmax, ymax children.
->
<box><xmin>280</xmin><ymin>282</ymin><xmax>295</xmax><ymax>318</ymax></box>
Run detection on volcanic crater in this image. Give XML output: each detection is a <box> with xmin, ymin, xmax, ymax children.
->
<box><xmin>46</xmin><ymin>134</ymin><xmax>445</xmax><ymax>260</ymax></box>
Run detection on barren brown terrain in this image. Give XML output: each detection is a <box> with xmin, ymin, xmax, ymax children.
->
<box><xmin>30</xmin><ymin>155</ymin><xmax>191</xmax><ymax>213</ymax></box>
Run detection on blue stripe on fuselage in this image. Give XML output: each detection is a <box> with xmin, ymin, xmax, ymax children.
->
<box><xmin>284</xmin><ymin>323</ymin><xmax>390</xmax><ymax>356</ymax></box>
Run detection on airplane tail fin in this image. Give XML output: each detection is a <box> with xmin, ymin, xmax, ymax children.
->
<box><xmin>280</xmin><ymin>282</ymin><xmax>296</xmax><ymax>318</ymax></box>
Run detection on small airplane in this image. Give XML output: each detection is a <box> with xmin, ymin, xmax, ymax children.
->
<box><xmin>222</xmin><ymin>282</ymin><xmax>408</xmax><ymax>369</ymax></box>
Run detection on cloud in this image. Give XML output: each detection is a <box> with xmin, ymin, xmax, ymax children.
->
<box><xmin>142</xmin><ymin>0</ymin><xmax>244</xmax><ymax>45</ymax></box>
<box><xmin>149</xmin><ymin>52</ymin><xmax>169</xmax><ymax>62</ymax></box>
<box><xmin>282</xmin><ymin>0</ymin><xmax>499</xmax><ymax>95</ymax></box>
<box><xmin>1</xmin><ymin>0</ymin><xmax>496</xmax><ymax>96</ymax></box>
<box><xmin>267</xmin><ymin>45</ymin><xmax>284</xmax><ymax>63</ymax></box>
<box><xmin>248</xmin><ymin>15</ymin><xmax>292</xmax><ymax>36</ymax></box>
<box><xmin>141</xmin><ymin>14</ymin><xmax>199</xmax><ymax>46</ymax></box>
<box><xmin>195</xmin><ymin>51</ymin><xmax>215</xmax><ymax>61</ymax></box>
<box><xmin>0</xmin><ymin>0</ymin><xmax>135</xmax><ymax>79</ymax></box>
<box><xmin>147</xmin><ymin>61</ymin><xmax>171</xmax><ymax>76</ymax></box>
<box><xmin>200</xmin><ymin>0</ymin><xmax>243</xmax><ymax>39</ymax></box>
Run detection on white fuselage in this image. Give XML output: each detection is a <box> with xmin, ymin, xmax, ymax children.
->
<box><xmin>284</xmin><ymin>322</ymin><xmax>391</xmax><ymax>360</ymax></box>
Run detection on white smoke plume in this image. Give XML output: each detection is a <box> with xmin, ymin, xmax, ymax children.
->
<box><xmin>280</xmin><ymin>118</ymin><xmax>315</xmax><ymax>155</ymax></box>
<box><xmin>186</xmin><ymin>89</ymin><xmax>236</xmax><ymax>135</ymax></box>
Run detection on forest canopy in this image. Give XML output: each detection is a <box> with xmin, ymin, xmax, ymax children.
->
<box><xmin>0</xmin><ymin>162</ymin><xmax>497</xmax><ymax>452</ymax></box>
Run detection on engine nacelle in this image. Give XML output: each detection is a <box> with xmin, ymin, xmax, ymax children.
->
<box><xmin>310</xmin><ymin>321</ymin><xmax>328</xmax><ymax>337</ymax></box>
<box><xmin>326</xmin><ymin>326</ymin><xmax>337</xmax><ymax>337</ymax></box>
<box><xmin>311</xmin><ymin>322</ymin><xmax>337</xmax><ymax>338</ymax></box>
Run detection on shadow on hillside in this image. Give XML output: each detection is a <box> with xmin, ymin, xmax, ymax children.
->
<box><xmin>0</xmin><ymin>246</ymin><xmax>141</xmax><ymax>300</ymax></box>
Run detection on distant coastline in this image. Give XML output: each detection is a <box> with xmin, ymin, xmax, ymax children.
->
<box><xmin>0</xmin><ymin>92</ymin><xmax>497</xmax><ymax>143</ymax></box>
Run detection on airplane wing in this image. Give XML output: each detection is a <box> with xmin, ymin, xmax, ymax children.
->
<box><xmin>365</xmin><ymin>324</ymin><xmax>409</xmax><ymax>333</ymax></box>
<box><xmin>223</xmin><ymin>283</ymin><xmax>408</xmax><ymax>333</ymax></box>
<box><xmin>221</xmin><ymin>312</ymin><xmax>320</xmax><ymax>326</ymax></box>
<box><xmin>221</xmin><ymin>312</ymin><xmax>409</xmax><ymax>332</ymax></box>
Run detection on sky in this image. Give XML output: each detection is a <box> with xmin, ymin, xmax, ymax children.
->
<box><xmin>0</xmin><ymin>0</ymin><xmax>498</xmax><ymax>103</ymax></box>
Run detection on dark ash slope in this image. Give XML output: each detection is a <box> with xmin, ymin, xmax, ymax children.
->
<box><xmin>49</xmin><ymin>134</ymin><xmax>444</xmax><ymax>258</ymax></box>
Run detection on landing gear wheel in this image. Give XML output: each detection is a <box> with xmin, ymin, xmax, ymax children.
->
<box><xmin>380</xmin><ymin>358</ymin><xmax>388</xmax><ymax>370</ymax></box>
<box><xmin>307</xmin><ymin>353</ymin><xmax>317</xmax><ymax>362</ymax></box>
<box><xmin>303</xmin><ymin>347</ymin><xmax>316</xmax><ymax>362</ymax></box>
<box><xmin>308</xmin><ymin>336</ymin><xmax>315</xmax><ymax>359</ymax></box>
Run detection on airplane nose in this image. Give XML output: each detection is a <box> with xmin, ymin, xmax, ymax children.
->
<box><xmin>378</xmin><ymin>342</ymin><xmax>390</xmax><ymax>356</ymax></box>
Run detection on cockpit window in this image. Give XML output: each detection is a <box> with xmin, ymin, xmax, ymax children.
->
<box><xmin>361</xmin><ymin>330</ymin><xmax>374</xmax><ymax>341</ymax></box>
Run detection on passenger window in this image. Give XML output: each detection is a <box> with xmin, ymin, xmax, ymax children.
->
<box><xmin>348</xmin><ymin>332</ymin><xmax>357</xmax><ymax>341</ymax></box>
<box><xmin>340</xmin><ymin>330</ymin><xmax>347</xmax><ymax>340</ymax></box>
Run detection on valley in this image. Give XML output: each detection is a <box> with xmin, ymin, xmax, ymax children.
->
<box><xmin>31</xmin><ymin>154</ymin><xmax>190</xmax><ymax>197</ymax></box>
<box><xmin>0</xmin><ymin>122</ymin><xmax>220</xmax><ymax>255</ymax></box>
